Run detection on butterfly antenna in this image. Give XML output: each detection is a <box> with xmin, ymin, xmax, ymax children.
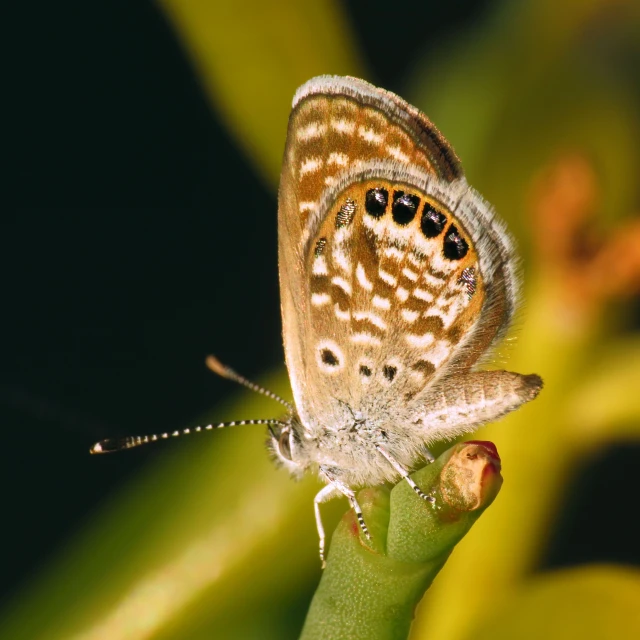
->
<box><xmin>90</xmin><ymin>419</ymin><xmax>288</xmax><ymax>454</ymax></box>
<box><xmin>205</xmin><ymin>355</ymin><xmax>294</xmax><ymax>411</ymax></box>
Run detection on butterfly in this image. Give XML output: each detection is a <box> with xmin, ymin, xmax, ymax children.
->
<box><xmin>91</xmin><ymin>76</ymin><xmax>542</xmax><ymax>565</ymax></box>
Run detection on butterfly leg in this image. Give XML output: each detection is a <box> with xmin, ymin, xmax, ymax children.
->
<box><xmin>314</xmin><ymin>483</ymin><xmax>339</xmax><ymax>567</ymax></box>
<box><xmin>376</xmin><ymin>444</ymin><xmax>435</xmax><ymax>504</ymax></box>
<box><xmin>318</xmin><ymin>467</ymin><xmax>372</xmax><ymax>559</ymax></box>
<box><xmin>339</xmin><ymin>484</ymin><xmax>371</xmax><ymax>542</ymax></box>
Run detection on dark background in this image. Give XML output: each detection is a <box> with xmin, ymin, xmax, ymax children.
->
<box><xmin>2</xmin><ymin>0</ymin><xmax>637</xmax><ymax>608</ymax></box>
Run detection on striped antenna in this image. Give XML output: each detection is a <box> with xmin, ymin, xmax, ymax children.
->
<box><xmin>205</xmin><ymin>355</ymin><xmax>294</xmax><ymax>411</ymax></box>
<box><xmin>89</xmin><ymin>419</ymin><xmax>288</xmax><ymax>454</ymax></box>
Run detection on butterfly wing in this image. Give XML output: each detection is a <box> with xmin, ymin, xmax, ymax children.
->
<box><xmin>278</xmin><ymin>76</ymin><xmax>517</xmax><ymax>435</ymax></box>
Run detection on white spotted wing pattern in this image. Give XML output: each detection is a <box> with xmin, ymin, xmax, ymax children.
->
<box><xmin>277</xmin><ymin>77</ymin><xmax>541</xmax><ymax>511</ymax></box>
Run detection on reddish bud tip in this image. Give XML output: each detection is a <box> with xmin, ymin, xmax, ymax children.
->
<box><xmin>464</xmin><ymin>440</ymin><xmax>501</xmax><ymax>463</ymax></box>
<box><xmin>440</xmin><ymin>442</ymin><xmax>503</xmax><ymax>511</ymax></box>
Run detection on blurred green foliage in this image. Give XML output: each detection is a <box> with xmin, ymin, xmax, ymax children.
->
<box><xmin>3</xmin><ymin>0</ymin><xmax>639</xmax><ymax>638</ymax></box>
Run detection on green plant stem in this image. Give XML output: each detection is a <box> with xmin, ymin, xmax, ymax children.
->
<box><xmin>300</xmin><ymin>441</ymin><xmax>502</xmax><ymax>640</ymax></box>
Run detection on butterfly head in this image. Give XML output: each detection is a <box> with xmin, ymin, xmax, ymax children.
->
<box><xmin>267</xmin><ymin>419</ymin><xmax>306</xmax><ymax>477</ymax></box>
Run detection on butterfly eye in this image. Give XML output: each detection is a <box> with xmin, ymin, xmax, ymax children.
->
<box><xmin>392</xmin><ymin>191</ymin><xmax>420</xmax><ymax>225</ymax></box>
<box><xmin>365</xmin><ymin>188</ymin><xmax>388</xmax><ymax>217</ymax></box>
<box><xmin>420</xmin><ymin>204</ymin><xmax>447</xmax><ymax>238</ymax></box>
<box><xmin>443</xmin><ymin>224</ymin><xmax>469</xmax><ymax>260</ymax></box>
<box><xmin>278</xmin><ymin>429</ymin><xmax>293</xmax><ymax>461</ymax></box>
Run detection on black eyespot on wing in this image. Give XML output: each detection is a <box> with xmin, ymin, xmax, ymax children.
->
<box><xmin>443</xmin><ymin>224</ymin><xmax>469</xmax><ymax>260</ymax></box>
<box><xmin>383</xmin><ymin>365</ymin><xmax>397</xmax><ymax>382</ymax></box>
<box><xmin>365</xmin><ymin>188</ymin><xmax>388</xmax><ymax>217</ymax></box>
<box><xmin>359</xmin><ymin>365</ymin><xmax>372</xmax><ymax>377</ymax></box>
<box><xmin>392</xmin><ymin>191</ymin><xmax>419</xmax><ymax>225</ymax></box>
<box><xmin>321</xmin><ymin>349</ymin><xmax>339</xmax><ymax>366</ymax></box>
<box><xmin>420</xmin><ymin>203</ymin><xmax>447</xmax><ymax>238</ymax></box>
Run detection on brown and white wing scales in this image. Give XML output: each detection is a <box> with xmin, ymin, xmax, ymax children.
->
<box><xmin>409</xmin><ymin>370</ymin><xmax>543</xmax><ymax>446</ymax></box>
<box><xmin>304</xmin><ymin>166</ymin><xmax>490</xmax><ymax>413</ymax></box>
<box><xmin>278</xmin><ymin>76</ymin><xmax>523</xmax><ymax>439</ymax></box>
